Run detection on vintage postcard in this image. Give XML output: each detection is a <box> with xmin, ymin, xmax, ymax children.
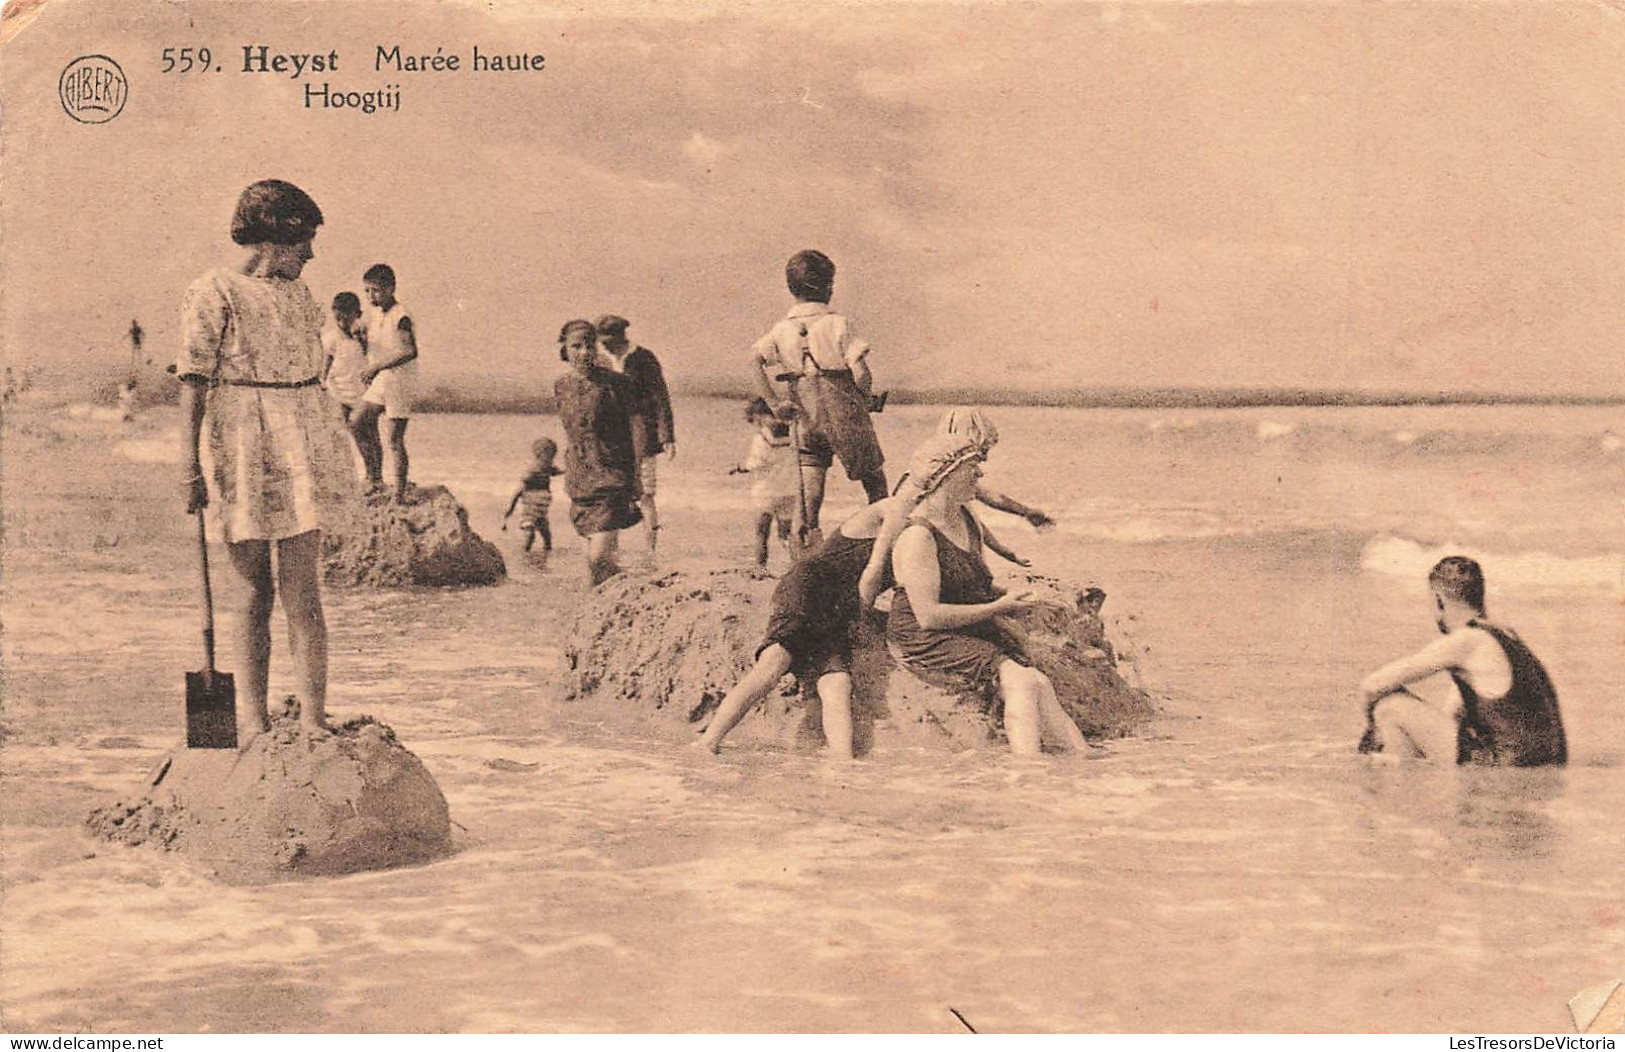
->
<box><xmin>1</xmin><ymin>0</ymin><xmax>1621</xmax><ymax>1035</ymax></box>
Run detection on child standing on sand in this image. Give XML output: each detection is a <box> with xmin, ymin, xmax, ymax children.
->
<box><xmin>751</xmin><ymin>249</ymin><xmax>889</xmax><ymax>549</ymax></box>
<box><xmin>730</xmin><ymin>397</ymin><xmax>797</xmax><ymax>568</ymax></box>
<box><xmin>321</xmin><ymin>292</ymin><xmax>370</xmax><ymax>423</ymax></box>
<box><xmin>355</xmin><ymin>264</ymin><xmax>420</xmax><ymax>502</ymax></box>
<box><xmin>502</xmin><ymin>438</ymin><xmax>565</xmax><ymax>552</ymax></box>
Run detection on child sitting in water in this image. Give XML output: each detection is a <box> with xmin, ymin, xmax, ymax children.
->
<box><xmin>502</xmin><ymin>438</ymin><xmax>565</xmax><ymax>552</ymax></box>
<box><xmin>729</xmin><ymin>397</ymin><xmax>797</xmax><ymax>568</ymax></box>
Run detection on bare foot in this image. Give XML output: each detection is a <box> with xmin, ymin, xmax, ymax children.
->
<box><xmin>690</xmin><ymin>736</ymin><xmax>722</xmax><ymax>757</ymax></box>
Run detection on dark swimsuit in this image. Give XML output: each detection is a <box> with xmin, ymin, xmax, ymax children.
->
<box><xmin>887</xmin><ymin>510</ymin><xmax>1022</xmax><ymax>706</ymax></box>
<box><xmin>1453</xmin><ymin>620</ymin><xmax>1567</xmax><ymax>767</ymax></box>
<box><xmin>759</xmin><ymin>529</ymin><xmax>888</xmax><ymax>681</ymax></box>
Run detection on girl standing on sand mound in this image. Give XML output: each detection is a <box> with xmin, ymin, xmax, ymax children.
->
<box><xmin>178</xmin><ymin>179</ymin><xmax>358</xmax><ymax>739</ymax></box>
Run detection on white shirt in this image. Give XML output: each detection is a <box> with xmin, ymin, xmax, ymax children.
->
<box><xmin>752</xmin><ymin>301</ymin><xmax>870</xmax><ymax>377</ymax></box>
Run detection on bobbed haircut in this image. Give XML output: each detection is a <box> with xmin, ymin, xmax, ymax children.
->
<box><xmin>230</xmin><ymin>179</ymin><xmax>323</xmax><ymax>246</ymax></box>
<box><xmin>332</xmin><ymin>291</ymin><xmax>361</xmax><ymax>314</ymax></box>
<box><xmin>557</xmin><ymin>318</ymin><xmax>596</xmax><ymax>362</ymax></box>
<box><xmin>786</xmin><ymin>249</ymin><xmax>835</xmax><ymax>302</ymax></box>
<box><xmin>363</xmin><ymin>263</ymin><xmax>396</xmax><ymax>289</ymax></box>
<box><xmin>531</xmin><ymin>437</ymin><xmax>558</xmax><ymax>460</ymax></box>
<box><xmin>1429</xmin><ymin>556</ymin><xmax>1486</xmax><ymax>612</ymax></box>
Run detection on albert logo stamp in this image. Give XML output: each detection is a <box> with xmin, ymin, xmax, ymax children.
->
<box><xmin>59</xmin><ymin>54</ymin><xmax>128</xmax><ymax>123</ymax></box>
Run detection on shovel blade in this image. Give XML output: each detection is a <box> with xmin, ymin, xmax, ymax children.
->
<box><xmin>185</xmin><ymin>670</ymin><xmax>238</xmax><ymax>749</ymax></box>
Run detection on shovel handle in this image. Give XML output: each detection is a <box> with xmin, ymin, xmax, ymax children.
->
<box><xmin>196</xmin><ymin>511</ymin><xmax>217</xmax><ymax>675</ymax></box>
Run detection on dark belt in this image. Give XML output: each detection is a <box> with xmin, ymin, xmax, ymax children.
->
<box><xmin>217</xmin><ymin>376</ymin><xmax>321</xmax><ymax>389</ymax></box>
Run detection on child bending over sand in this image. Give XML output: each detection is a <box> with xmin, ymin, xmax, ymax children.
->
<box><xmin>698</xmin><ymin>433</ymin><xmax>979</xmax><ymax>761</ymax></box>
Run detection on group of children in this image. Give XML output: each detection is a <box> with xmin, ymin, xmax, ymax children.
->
<box><xmin>320</xmin><ymin>263</ymin><xmax>421</xmax><ymax>502</ymax></box>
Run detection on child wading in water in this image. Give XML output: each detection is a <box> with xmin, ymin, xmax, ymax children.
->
<box><xmin>751</xmin><ymin>249</ymin><xmax>889</xmax><ymax>551</ymax></box>
<box><xmin>729</xmin><ymin>397</ymin><xmax>797</xmax><ymax>568</ymax></box>
<box><xmin>554</xmin><ymin>319</ymin><xmax>642</xmax><ymax>585</ymax></box>
<box><xmin>698</xmin><ymin>433</ymin><xmax>976</xmax><ymax>761</ymax></box>
<box><xmin>502</xmin><ymin>438</ymin><xmax>564</xmax><ymax>552</ymax></box>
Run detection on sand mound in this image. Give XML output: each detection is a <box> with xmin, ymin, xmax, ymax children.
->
<box><xmin>563</xmin><ymin>568</ymin><xmax>1156</xmax><ymax>753</ymax></box>
<box><xmin>323</xmin><ymin>484</ymin><xmax>505</xmax><ymax>587</ymax></box>
<box><xmin>87</xmin><ymin>703</ymin><xmax>452</xmax><ymax>884</ymax></box>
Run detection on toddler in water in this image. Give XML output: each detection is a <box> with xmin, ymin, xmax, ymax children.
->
<box><xmin>503</xmin><ymin>438</ymin><xmax>565</xmax><ymax>552</ymax></box>
<box><xmin>729</xmin><ymin>397</ymin><xmax>797</xmax><ymax>567</ymax></box>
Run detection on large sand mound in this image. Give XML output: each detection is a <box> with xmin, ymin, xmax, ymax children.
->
<box><xmin>322</xmin><ymin>484</ymin><xmax>505</xmax><ymax>587</ymax></box>
<box><xmin>563</xmin><ymin>568</ymin><xmax>1156</xmax><ymax>753</ymax></box>
<box><xmin>87</xmin><ymin>703</ymin><xmax>452</xmax><ymax>884</ymax></box>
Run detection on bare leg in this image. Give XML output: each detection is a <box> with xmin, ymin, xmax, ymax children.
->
<box><xmin>387</xmin><ymin>418</ymin><xmax>410</xmax><ymax>501</ymax></box>
<box><xmin>275</xmin><ymin>530</ymin><xmax>329</xmax><ymax>731</ymax></box>
<box><xmin>350</xmin><ymin>405</ymin><xmax>384</xmax><ymax>487</ymax></box>
<box><xmin>753</xmin><ymin>511</ymin><xmax>774</xmax><ymax>567</ymax></box>
<box><xmin>224</xmin><ymin>539</ymin><xmax>274</xmax><ymax>738</ymax></box>
<box><xmin>998</xmin><ymin>660</ymin><xmax>1043</xmax><ymax>757</ymax></box>
<box><xmin>522</xmin><ymin>527</ymin><xmax>537</xmax><ymax>552</ymax></box>
<box><xmin>641</xmin><ymin>494</ymin><xmax>659</xmax><ymax>553</ymax></box>
<box><xmin>538</xmin><ymin>519</ymin><xmax>552</xmax><ymax>552</ymax></box>
<box><xmin>1033</xmin><ymin>670</ymin><xmax>1088</xmax><ymax>750</ymax></box>
<box><xmin>700</xmin><ymin>644</ymin><xmax>793</xmax><ymax>754</ymax></box>
<box><xmin>1372</xmin><ymin>694</ymin><xmax>1458</xmax><ymax>761</ymax></box>
<box><xmin>816</xmin><ymin>670</ymin><xmax>854</xmax><ymax>760</ymax></box>
<box><xmin>587</xmin><ymin>530</ymin><xmax>620</xmax><ymax>585</ymax></box>
<box><xmin>799</xmin><ymin>465</ymin><xmax>828</xmax><ymax>533</ymax></box>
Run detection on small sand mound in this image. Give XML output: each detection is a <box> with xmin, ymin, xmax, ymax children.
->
<box><xmin>563</xmin><ymin>568</ymin><xmax>1156</xmax><ymax>754</ymax></box>
<box><xmin>323</xmin><ymin>484</ymin><xmax>505</xmax><ymax>587</ymax></box>
<box><xmin>87</xmin><ymin>702</ymin><xmax>452</xmax><ymax>884</ymax></box>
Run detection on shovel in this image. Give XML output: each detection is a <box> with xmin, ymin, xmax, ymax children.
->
<box><xmin>185</xmin><ymin>511</ymin><xmax>237</xmax><ymax>749</ymax></box>
<box><xmin>773</xmin><ymin>369</ymin><xmax>823</xmax><ymax>562</ymax></box>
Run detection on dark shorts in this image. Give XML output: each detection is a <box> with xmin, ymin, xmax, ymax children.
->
<box><xmin>757</xmin><ymin>566</ymin><xmax>856</xmax><ymax>682</ymax></box>
<box><xmin>568</xmin><ymin>493</ymin><xmax>642</xmax><ymax>538</ymax></box>
<box><xmin>795</xmin><ymin>372</ymin><xmax>884</xmax><ymax>480</ymax></box>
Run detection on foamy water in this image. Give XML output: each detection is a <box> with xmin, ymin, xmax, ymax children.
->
<box><xmin>4</xmin><ymin>400</ymin><xmax>1622</xmax><ymax>1032</ymax></box>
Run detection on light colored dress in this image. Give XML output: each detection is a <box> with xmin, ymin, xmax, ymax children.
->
<box><xmin>320</xmin><ymin>325</ymin><xmax>370</xmax><ymax>406</ymax></box>
<box><xmin>178</xmin><ymin>268</ymin><xmax>359</xmax><ymax>543</ymax></box>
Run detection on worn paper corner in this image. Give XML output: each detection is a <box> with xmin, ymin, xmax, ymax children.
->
<box><xmin>1569</xmin><ymin>979</ymin><xmax>1625</xmax><ymax>1034</ymax></box>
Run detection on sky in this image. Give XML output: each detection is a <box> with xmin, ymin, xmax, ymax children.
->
<box><xmin>1</xmin><ymin>0</ymin><xmax>1621</xmax><ymax>399</ymax></box>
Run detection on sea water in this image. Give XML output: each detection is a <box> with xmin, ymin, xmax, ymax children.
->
<box><xmin>2</xmin><ymin>400</ymin><xmax>1620</xmax><ymax>1032</ymax></box>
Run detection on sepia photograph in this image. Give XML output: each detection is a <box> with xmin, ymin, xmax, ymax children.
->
<box><xmin>1</xmin><ymin>0</ymin><xmax>1621</xmax><ymax>1035</ymax></box>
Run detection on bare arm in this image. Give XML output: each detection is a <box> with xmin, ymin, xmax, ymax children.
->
<box><xmin>362</xmin><ymin>317</ymin><xmax>419</xmax><ymax>381</ymax></box>
<box><xmin>980</xmin><ymin>518</ymin><xmax>1030</xmax><ymax>567</ymax></box>
<box><xmin>752</xmin><ymin>358</ymin><xmax>791</xmax><ymax>418</ymax></box>
<box><xmin>891</xmin><ymin>525</ymin><xmax>1031</xmax><ymax>630</ymax></box>
<box><xmin>180</xmin><ymin>379</ymin><xmax>208</xmax><ymax>512</ymax></box>
<box><xmin>857</xmin><ymin>494</ymin><xmax>920</xmax><ymax>610</ymax></box>
<box><xmin>975</xmin><ymin>484</ymin><xmax>1055</xmax><ymax>529</ymax></box>
<box><xmin>502</xmin><ymin>487</ymin><xmax>523</xmax><ymax>520</ymax></box>
<box><xmin>1359</xmin><ymin>632</ymin><xmax>1475</xmax><ymax>703</ymax></box>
